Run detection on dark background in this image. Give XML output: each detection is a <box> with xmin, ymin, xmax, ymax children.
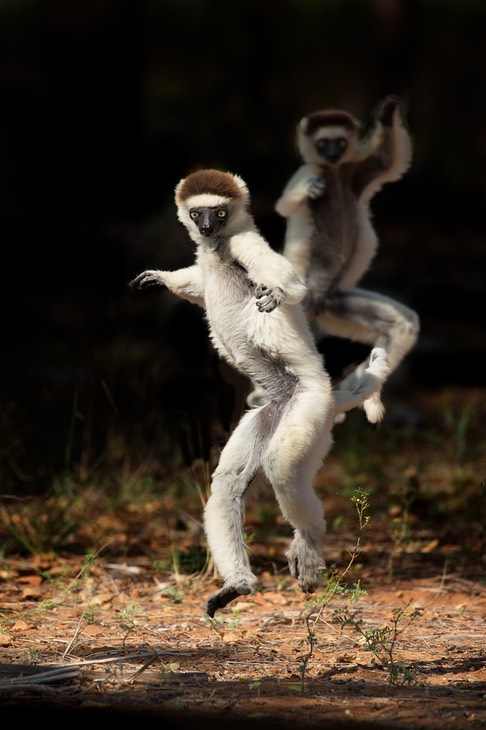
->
<box><xmin>1</xmin><ymin>0</ymin><xmax>485</xmax><ymax>495</ymax></box>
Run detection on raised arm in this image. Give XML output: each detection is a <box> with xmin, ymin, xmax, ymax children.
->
<box><xmin>353</xmin><ymin>95</ymin><xmax>412</xmax><ymax>201</ymax></box>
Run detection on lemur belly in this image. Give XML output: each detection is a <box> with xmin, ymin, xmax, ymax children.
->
<box><xmin>308</xmin><ymin>177</ymin><xmax>359</xmax><ymax>295</ymax></box>
<box><xmin>204</xmin><ymin>263</ymin><xmax>299</xmax><ymax>403</ymax></box>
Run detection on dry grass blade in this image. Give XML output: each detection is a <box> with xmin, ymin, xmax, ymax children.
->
<box><xmin>0</xmin><ymin>664</ymin><xmax>80</xmax><ymax>689</ymax></box>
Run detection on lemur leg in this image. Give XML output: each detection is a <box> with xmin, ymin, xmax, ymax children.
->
<box><xmin>313</xmin><ymin>287</ymin><xmax>419</xmax><ymax>420</ymax></box>
<box><xmin>204</xmin><ymin>405</ymin><xmax>276</xmax><ymax>617</ymax></box>
<box><xmin>332</xmin><ymin>347</ymin><xmax>391</xmax><ymax>423</ymax></box>
<box><xmin>314</xmin><ymin>287</ymin><xmax>419</xmax><ymax>383</ymax></box>
<box><xmin>262</xmin><ymin>387</ymin><xmax>333</xmax><ymax>594</ymax></box>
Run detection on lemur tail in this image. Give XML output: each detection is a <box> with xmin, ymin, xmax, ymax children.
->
<box><xmin>332</xmin><ymin>347</ymin><xmax>391</xmax><ymax>424</ymax></box>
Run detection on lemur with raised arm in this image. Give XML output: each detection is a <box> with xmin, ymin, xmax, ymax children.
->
<box><xmin>248</xmin><ymin>96</ymin><xmax>419</xmax><ymax>417</ymax></box>
<box><xmin>130</xmin><ymin>169</ymin><xmax>390</xmax><ymax>617</ymax></box>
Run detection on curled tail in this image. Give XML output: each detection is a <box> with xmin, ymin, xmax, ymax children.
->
<box><xmin>332</xmin><ymin>347</ymin><xmax>390</xmax><ymax>423</ymax></box>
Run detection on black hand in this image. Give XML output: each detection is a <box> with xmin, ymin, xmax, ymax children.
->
<box><xmin>129</xmin><ymin>272</ymin><xmax>165</xmax><ymax>293</ymax></box>
<box><xmin>379</xmin><ymin>95</ymin><xmax>400</xmax><ymax>126</ymax></box>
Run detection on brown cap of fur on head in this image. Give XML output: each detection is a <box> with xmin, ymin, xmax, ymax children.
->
<box><xmin>301</xmin><ymin>110</ymin><xmax>359</xmax><ymax>136</ymax></box>
<box><xmin>175</xmin><ymin>169</ymin><xmax>248</xmax><ymax>204</ymax></box>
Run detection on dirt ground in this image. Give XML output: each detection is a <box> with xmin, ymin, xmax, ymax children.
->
<box><xmin>0</xmin><ymin>388</ymin><xmax>485</xmax><ymax>729</ymax></box>
<box><xmin>1</xmin><ymin>517</ymin><xmax>485</xmax><ymax>729</ymax></box>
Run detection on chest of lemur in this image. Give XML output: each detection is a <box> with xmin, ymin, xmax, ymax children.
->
<box><xmin>308</xmin><ymin>167</ymin><xmax>361</xmax><ymax>281</ymax></box>
<box><xmin>202</xmin><ymin>249</ymin><xmax>254</xmax><ymax>334</ymax></box>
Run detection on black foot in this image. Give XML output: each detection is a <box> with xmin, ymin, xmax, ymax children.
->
<box><xmin>206</xmin><ymin>583</ymin><xmax>252</xmax><ymax>618</ymax></box>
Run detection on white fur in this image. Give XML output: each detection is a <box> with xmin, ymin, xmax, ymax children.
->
<box><xmin>130</xmin><ymin>169</ymin><xmax>390</xmax><ymax>616</ymax></box>
<box><xmin>272</xmin><ymin>97</ymin><xmax>419</xmax><ymax>418</ymax></box>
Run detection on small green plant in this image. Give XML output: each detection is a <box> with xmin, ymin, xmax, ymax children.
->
<box><xmin>159</xmin><ymin>662</ymin><xmax>181</xmax><ymax>679</ymax></box>
<box><xmin>118</xmin><ymin>600</ymin><xmax>144</xmax><ymax>645</ymax></box>
<box><xmin>207</xmin><ymin>609</ymin><xmax>241</xmax><ymax>630</ymax></box>
<box><xmin>162</xmin><ymin>585</ymin><xmax>185</xmax><ymax>603</ymax></box>
<box><xmin>352</xmin><ymin>487</ymin><xmax>371</xmax><ymax>530</ymax></box>
<box><xmin>387</xmin><ymin>478</ymin><xmax>417</xmax><ymax>577</ymax></box>
<box><xmin>306</xmin><ymin>487</ymin><xmax>371</xmax><ymax>622</ymax></box>
<box><xmin>296</xmin><ymin>614</ymin><xmax>317</xmax><ymax>694</ymax></box>
<box><xmin>62</xmin><ymin>604</ymin><xmax>97</xmax><ymax>658</ymax></box>
<box><xmin>332</xmin><ymin>602</ymin><xmax>424</xmax><ymax>691</ymax></box>
<box><xmin>295</xmin><ymin>488</ymin><xmax>371</xmax><ymax>689</ymax></box>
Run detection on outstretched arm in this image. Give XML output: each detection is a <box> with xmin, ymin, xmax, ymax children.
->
<box><xmin>129</xmin><ymin>265</ymin><xmax>205</xmax><ymax>307</ymax></box>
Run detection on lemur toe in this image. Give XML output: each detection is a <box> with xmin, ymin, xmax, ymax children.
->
<box><xmin>206</xmin><ymin>583</ymin><xmax>253</xmax><ymax>618</ymax></box>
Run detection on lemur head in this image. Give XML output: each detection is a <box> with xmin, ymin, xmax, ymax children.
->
<box><xmin>175</xmin><ymin>169</ymin><xmax>251</xmax><ymax>242</ymax></box>
<box><xmin>297</xmin><ymin>110</ymin><xmax>360</xmax><ymax>166</ymax></box>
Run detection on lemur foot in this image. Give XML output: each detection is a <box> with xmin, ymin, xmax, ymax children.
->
<box><xmin>206</xmin><ymin>581</ymin><xmax>254</xmax><ymax>618</ymax></box>
<box><xmin>364</xmin><ymin>392</ymin><xmax>385</xmax><ymax>423</ymax></box>
<box><xmin>367</xmin><ymin>346</ymin><xmax>390</xmax><ymax>378</ymax></box>
<box><xmin>286</xmin><ymin>548</ymin><xmax>325</xmax><ymax>595</ymax></box>
<box><xmin>363</xmin><ymin>347</ymin><xmax>390</xmax><ymax>423</ymax></box>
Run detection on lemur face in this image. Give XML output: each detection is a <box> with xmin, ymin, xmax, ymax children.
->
<box><xmin>189</xmin><ymin>205</ymin><xmax>228</xmax><ymax>237</ymax></box>
<box><xmin>314</xmin><ymin>135</ymin><xmax>348</xmax><ymax>163</ymax></box>
<box><xmin>298</xmin><ymin>111</ymin><xmax>359</xmax><ymax>167</ymax></box>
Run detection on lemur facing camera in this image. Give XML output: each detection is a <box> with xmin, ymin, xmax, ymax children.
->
<box><xmin>130</xmin><ymin>169</ymin><xmax>390</xmax><ymax>616</ymax></box>
<box><xmin>248</xmin><ymin>96</ymin><xmax>419</xmax><ymax>418</ymax></box>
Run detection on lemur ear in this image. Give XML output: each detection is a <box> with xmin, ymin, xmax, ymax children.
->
<box><xmin>230</xmin><ymin>173</ymin><xmax>250</xmax><ymax>202</ymax></box>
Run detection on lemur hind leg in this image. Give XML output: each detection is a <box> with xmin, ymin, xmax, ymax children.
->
<box><xmin>262</xmin><ymin>387</ymin><xmax>333</xmax><ymax>594</ymax></box>
<box><xmin>313</xmin><ymin>287</ymin><xmax>419</xmax><ymax>421</ymax></box>
<box><xmin>204</xmin><ymin>405</ymin><xmax>277</xmax><ymax>617</ymax></box>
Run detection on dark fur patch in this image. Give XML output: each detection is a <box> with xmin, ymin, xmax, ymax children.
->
<box><xmin>303</xmin><ymin>110</ymin><xmax>359</xmax><ymax>135</ymax></box>
<box><xmin>177</xmin><ymin>169</ymin><xmax>244</xmax><ymax>202</ymax></box>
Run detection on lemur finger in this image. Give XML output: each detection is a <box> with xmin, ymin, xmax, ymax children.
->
<box><xmin>129</xmin><ymin>272</ymin><xmax>164</xmax><ymax>292</ymax></box>
<box><xmin>255</xmin><ymin>284</ymin><xmax>272</xmax><ymax>299</ymax></box>
<box><xmin>307</xmin><ymin>176</ymin><xmax>326</xmax><ymax>199</ymax></box>
<box><xmin>256</xmin><ymin>297</ymin><xmax>278</xmax><ymax>313</ymax></box>
<box><xmin>255</xmin><ymin>285</ymin><xmax>285</xmax><ymax>312</ymax></box>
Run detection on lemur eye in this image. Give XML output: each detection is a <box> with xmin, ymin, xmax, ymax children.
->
<box><xmin>337</xmin><ymin>138</ymin><xmax>347</xmax><ymax>149</ymax></box>
<box><xmin>216</xmin><ymin>208</ymin><xmax>227</xmax><ymax>218</ymax></box>
<box><xmin>189</xmin><ymin>210</ymin><xmax>199</xmax><ymax>220</ymax></box>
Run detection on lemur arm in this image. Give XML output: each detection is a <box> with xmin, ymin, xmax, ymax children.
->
<box><xmin>353</xmin><ymin>96</ymin><xmax>412</xmax><ymax>202</ymax></box>
<box><xmin>275</xmin><ymin>163</ymin><xmax>324</xmax><ymax>218</ymax></box>
<box><xmin>229</xmin><ymin>230</ymin><xmax>307</xmax><ymax>308</ymax></box>
<box><xmin>129</xmin><ymin>265</ymin><xmax>205</xmax><ymax>307</ymax></box>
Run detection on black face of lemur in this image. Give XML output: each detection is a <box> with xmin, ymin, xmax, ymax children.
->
<box><xmin>315</xmin><ymin>136</ymin><xmax>347</xmax><ymax>163</ymax></box>
<box><xmin>189</xmin><ymin>205</ymin><xmax>228</xmax><ymax>237</ymax></box>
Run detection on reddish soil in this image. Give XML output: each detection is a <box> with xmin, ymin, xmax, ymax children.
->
<box><xmin>0</xmin><ymin>387</ymin><xmax>485</xmax><ymax>729</ymax></box>
<box><xmin>1</xmin><ymin>524</ymin><xmax>485</xmax><ymax>729</ymax></box>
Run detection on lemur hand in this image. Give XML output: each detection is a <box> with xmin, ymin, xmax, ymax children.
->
<box><xmin>129</xmin><ymin>271</ymin><xmax>166</xmax><ymax>292</ymax></box>
<box><xmin>255</xmin><ymin>284</ymin><xmax>285</xmax><ymax>313</ymax></box>
<box><xmin>378</xmin><ymin>95</ymin><xmax>400</xmax><ymax>126</ymax></box>
<box><xmin>307</xmin><ymin>176</ymin><xmax>326</xmax><ymax>199</ymax></box>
